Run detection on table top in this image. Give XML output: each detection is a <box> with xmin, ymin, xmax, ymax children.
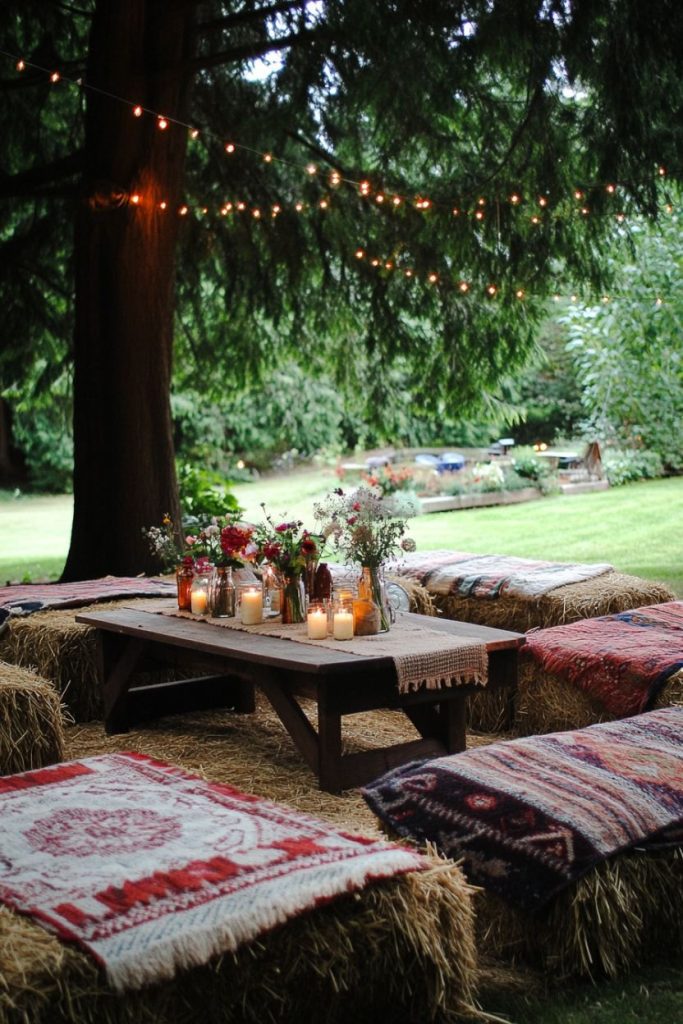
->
<box><xmin>77</xmin><ymin>604</ymin><xmax>525</xmax><ymax>677</ymax></box>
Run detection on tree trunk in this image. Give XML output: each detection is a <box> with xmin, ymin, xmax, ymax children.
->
<box><xmin>62</xmin><ymin>0</ymin><xmax>195</xmax><ymax>580</ymax></box>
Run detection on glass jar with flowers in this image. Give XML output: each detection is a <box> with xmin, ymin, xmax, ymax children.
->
<box><xmin>314</xmin><ymin>486</ymin><xmax>417</xmax><ymax>633</ymax></box>
<box><xmin>255</xmin><ymin>506</ymin><xmax>324</xmax><ymax>625</ymax></box>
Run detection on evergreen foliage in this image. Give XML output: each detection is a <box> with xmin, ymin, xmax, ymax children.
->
<box><xmin>1</xmin><ymin>1</ymin><xmax>682</xmax><ymax>496</ymax></box>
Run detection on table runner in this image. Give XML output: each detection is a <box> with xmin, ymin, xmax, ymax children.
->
<box><xmin>0</xmin><ymin>752</ymin><xmax>429</xmax><ymax>992</ymax></box>
<box><xmin>152</xmin><ymin>602</ymin><xmax>489</xmax><ymax>695</ymax></box>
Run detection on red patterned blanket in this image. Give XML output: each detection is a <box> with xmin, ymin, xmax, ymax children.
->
<box><xmin>0</xmin><ymin>754</ymin><xmax>427</xmax><ymax>992</ymax></box>
<box><xmin>524</xmin><ymin>601</ymin><xmax>683</xmax><ymax>716</ymax></box>
<box><xmin>363</xmin><ymin>707</ymin><xmax>683</xmax><ymax>911</ymax></box>
<box><xmin>0</xmin><ymin>576</ymin><xmax>176</xmax><ymax>618</ymax></box>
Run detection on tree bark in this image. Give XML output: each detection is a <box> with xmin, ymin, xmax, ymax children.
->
<box><xmin>63</xmin><ymin>0</ymin><xmax>195</xmax><ymax>580</ymax></box>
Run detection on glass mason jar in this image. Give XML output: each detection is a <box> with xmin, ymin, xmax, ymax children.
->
<box><xmin>190</xmin><ymin>568</ymin><xmax>213</xmax><ymax>616</ymax></box>
<box><xmin>176</xmin><ymin>561</ymin><xmax>194</xmax><ymax>611</ymax></box>
<box><xmin>211</xmin><ymin>565</ymin><xmax>235</xmax><ymax>618</ymax></box>
<box><xmin>358</xmin><ymin>565</ymin><xmax>390</xmax><ymax>632</ymax></box>
<box><xmin>261</xmin><ymin>562</ymin><xmax>282</xmax><ymax>616</ymax></box>
<box><xmin>281</xmin><ymin>572</ymin><xmax>306</xmax><ymax>625</ymax></box>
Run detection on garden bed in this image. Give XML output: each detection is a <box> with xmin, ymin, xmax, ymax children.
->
<box><xmin>419</xmin><ymin>486</ymin><xmax>541</xmax><ymax>514</ymax></box>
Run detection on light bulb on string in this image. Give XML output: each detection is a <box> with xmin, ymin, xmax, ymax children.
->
<box><xmin>225</xmin><ymin>142</ymin><xmax>235</xmax><ymax>154</ymax></box>
<box><xmin>190</xmin><ymin>128</ymin><xmax>199</xmax><ymax>139</ymax></box>
<box><xmin>157</xmin><ymin>116</ymin><xmax>168</xmax><ymax>130</ymax></box>
<box><xmin>130</xmin><ymin>193</ymin><xmax>142</xmax><ymax>205</ymax></box>
<box><xmin>133</xmin><ymin>105</ymin><xmax>143</xmax><ymax>118</ymax></box>
<box><xmin>263</xmin><ymin>153</ymin><xmax>273</xmax><ymax>163</ymax></box>
<box><xmin>355</xmin><ymin>249</ymin><xmax>365</xmax><ymax>259</ymax></box>
<box><xmin>50</xmin><ymin>71</ymin><xmax>60</xmax><ymax>84</ymax></box>
<box><xmin>179</xmin><ymin>205</ymin><xmax>188</xmax><ymax>216</ymax></box>
<box><xmin>16</xmin><ymin>59</ymin><xmax>25</xmax><ymax>71</ymax></box>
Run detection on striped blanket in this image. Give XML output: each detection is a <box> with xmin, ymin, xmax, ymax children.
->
<box><xmin>0</xmin><ymin>576</ymin><xmax>176</xmax><ymax>618</ymax></box>
<box><xmin>389</xmin><ymin>551</ymin><xmax>613</xmax><ymax>599</ymax></box>
<box><xmin>363</xmin><ymin>707</ymin><xmax>683</xmax><ymax>910</ymax></box>
<box><xmin>524</xmin><ymin>601</ymin><xmax>683</xmax><ymax>717</ymax></box>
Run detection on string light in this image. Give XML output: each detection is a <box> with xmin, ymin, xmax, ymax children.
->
<box><xmin>159</xmin><ymin>201</ymin><xmax>167</xmax><ymax>211</ymax></box>
<box><xmin>5</xmin><ymin>50</ymin><xmax>673</xmax><ymax>232</ymax></box>
<box><xmin>179</xmin><ymin>205</ymin><xmax>188</xmax><ymax>216</ymax></box>
<box><xmin>130</xmin><ymin>193</ymin><xmax>141</xmax><ymax>205</ymax></box>
<box><xmin>355</xmin><ymin>249</ymin><xmax>365</xmax><ymax>259</ymax></box>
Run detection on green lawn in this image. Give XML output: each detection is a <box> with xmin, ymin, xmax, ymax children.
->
<box><xmin>1</xmin><ymin>475</ymin><xmax>682</xmax><ymax>595</ymax></box>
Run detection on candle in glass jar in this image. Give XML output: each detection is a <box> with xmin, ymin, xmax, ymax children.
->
<box><xmin>190</xmin><ymin>589</ymin><xmax>208</xmax><ymax>615</ymax></box>
<box><xmin>307</xmin><ymin>606</ymin><xmax>328</xmax><ymax>639</ymax></box>
<box><xmin>240</xmin><ymin>587</ymin><xmax>263</xmax><ymax>625</ymax></box>
<box><xmin>333</xmin><ymin>608</ymin><xmax>354</xmax><ymax>640</ymax></box>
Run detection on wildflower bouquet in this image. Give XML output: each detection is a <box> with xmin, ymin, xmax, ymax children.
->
<box><xmin>185</xmin><ymin>511</ymin><xmax>257</xmax><ymax>569</ymax></box>
<box><xmin>254</xmin><ymin>505</ymin><xmax>324</xmax><ymax>577</ymax></box>
<box><xmin>314</xmin><ymin>486</ymin><xmax>415</xmax><ymax>568</ymax></box>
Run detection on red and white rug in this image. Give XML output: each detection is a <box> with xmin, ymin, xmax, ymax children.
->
<box><xmin>0</xmin><ymin>753</ymin><xmax>427</xmax><ymax>991</ymax></box>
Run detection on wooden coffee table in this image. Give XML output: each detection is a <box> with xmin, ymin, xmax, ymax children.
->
<box><xmin>77</xmin><ymin>606</ymin><xmax>525</xmax><ymax>793</ymax></box>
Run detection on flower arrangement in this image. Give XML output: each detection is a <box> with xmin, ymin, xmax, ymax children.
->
<box><xmin>314</xmin><ymin>486</ymin><xmax>416</xmax><ymax>568</ymax></box>
<box><xmin>361</xmin><ymin>463</ymin><xmax>416</xmax><ymax>497</ymax></box>
<box><xmin>143</xmin><ymin>510</ymin><xmax>257</xmax><ymax>570</ymax></box>
<box><xmin>254</xmin><ymin>505</ymin><xmax>324</xmax><ymax>577</ymax></box>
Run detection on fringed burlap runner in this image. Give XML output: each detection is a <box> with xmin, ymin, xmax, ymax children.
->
<box><xmin>156</xmin><ymin>604</ymin><xmax>488</xmax><ymax>695</ymax></box>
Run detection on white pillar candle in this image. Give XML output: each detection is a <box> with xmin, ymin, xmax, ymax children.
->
<box><xmin>240</xmin><ymin>587</ymin><xmax>263</xmax><ymax>625</ymax></box>
<box><xmin>333</xmin><ymin>609</ymin><xmax>354</xmax><ymax>640</ymax></box>
<box><xmin>307</xmin><ymin>607</ymin><xmax>328</xmax><ymax>639</ymax></box>
<box><xmin>190</xmin><ymin>589</ymin><xmax>208</xmax><ymax>615</ymax></box>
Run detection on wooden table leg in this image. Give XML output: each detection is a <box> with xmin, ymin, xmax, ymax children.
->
<box><xmin>317</xmin><ymin>690</ymin><xmax>343</xmax><ymax>794</ymax></box>
<box><xmin>100</xmin><ymin>634</ymin><xmax>148</xmax><ymax>734</ymax></box>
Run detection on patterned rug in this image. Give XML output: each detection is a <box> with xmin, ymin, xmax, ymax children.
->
<box><xmin>523</xmin><ymin>601</ymin><xmax>683</xmax><ymax>716</ymax></box>
<box><xmin>0</xmin><ymin>753</ymin><xmax>427</xmax><ymax>992</ymax></box>
<box><xmin>388</xmin><ymin>551</ymin><xmax>613</xmax><ymax>599</ymax></box>
<box><xmin>363</xmin><ymin>707</ymin><xmax>683</xmax><ymax>911</ymax></box>
<box><xmin>0</xmin><ymin>576</ymin><xmax>176</xmax><ymax>617</ymax></box>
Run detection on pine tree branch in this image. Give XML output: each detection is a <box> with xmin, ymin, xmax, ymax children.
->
<box><xmin>188</xmin><ymin>27</ymin><xmax>327</xmax><ymax>71</ymax></box>
<box><xmin>195</xmin><ymin>1</ymin><xmax>306</xmax><ymax>36</ymax></box>
<box><xmin>0</xmin><ymin>151</ymin><xmax>84</xmax><ymax>198</ymax></box>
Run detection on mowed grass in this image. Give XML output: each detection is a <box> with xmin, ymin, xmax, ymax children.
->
<box><xmin>1</xmin><ymin>475</ymin><xmax>681</xmax><ymax>594</ymax></box>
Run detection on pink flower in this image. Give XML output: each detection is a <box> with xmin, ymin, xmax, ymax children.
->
<box><xmin>347</xmin><ymin>516</ymin><xmax>357</xmax><ymax>526</ymax></box>
<box><xmin>352</xmin><ymin>502</ymin><xmax>361</xmax><ymax>512</ymax></box>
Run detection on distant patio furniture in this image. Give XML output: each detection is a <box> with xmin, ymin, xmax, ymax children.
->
<box><xmin>414</xmin><ymin>453</ymin><xmax>440</xmax><ymax>468</ymax></box>
<box><xmin>438</xmin><ymin>451</ymin><xmax>465</xmax><ymax>472</ymax></box>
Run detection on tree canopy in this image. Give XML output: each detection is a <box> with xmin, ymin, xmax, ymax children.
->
<box><xmin>1</xmin><ymin>0</ymin><xmax>682</xmax><ymax>575</ymax></box>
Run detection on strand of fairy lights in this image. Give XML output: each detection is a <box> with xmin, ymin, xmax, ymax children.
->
<box><xmin>7</xmin><ymin>50</ymin><xmax>674</xmax><ymax>221</ymax></box>
<box><xmin>351</xmin><ymin>246</ymin><xmax>671</xmax><ymax>307</ymax></box>
<box><xmin>7</xmin><ymin>51</ymin><xmax>676</xmax><ymax>305</ymax></box>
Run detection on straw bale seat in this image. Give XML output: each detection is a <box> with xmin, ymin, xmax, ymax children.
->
<box><xmin>0</xmin><ymin>661</ymin><xmax>65</xmax><ymax>775</ymax></box>
<box><xmin>363</xmin><ymin>708</ymin><xmax>683</xmax><ymax>980</ymax></box>
<box><xmin>432</xmin><ymin>571</ymin><xmax>675</xmax><ymax>634</ymax></box>
<box><xmin>515</xmin><ymin>600</ymin><xmax>683</xmax><ymax>735</ymax></box>
<box><xmin>0</xmin><ymin>740</ymin><xmax>478</xmax><ymax>1024</ymax></box>
<box><xmin>0</xmin><ymin>599</ymin><xmax>171</xmax><ymax>723</ymax></box>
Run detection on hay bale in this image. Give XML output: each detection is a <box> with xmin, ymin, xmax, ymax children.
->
<box><xmin>436</xmin><ymin>573</ymin><xmax>675</xmax><ymax>734</ymax></box>
<box><xmin>0</xmin><ymin>609</ymin><xmax>102</xmax><ymax>723</ymax></box>
<box><xmin>0</xmin><ymin>662</ymin><xmax>65</xmax><ymax>774</ymax></box>
<box><xmin>0</xmin><ymin>599</ymin><xmax>189</xmax><ymax>724</ymax></box>
<box><xmin>477</xmin><ymin>847</ymin><xmax>683</xmax><ymax>980</ymax></box>
<box><xmin>0</xmin><ymin>828</ymin><xmax>478</xmax><ymax>1024</ymax></box>
<box><xmin>434</xmin><ymin>573</ymin><xmax>675</xmax><ymax>634</ymax></box>
<box><xmin>515</xmin><ymin>663</ymin><xmax>683</xmax><ymax>736</ymax></box>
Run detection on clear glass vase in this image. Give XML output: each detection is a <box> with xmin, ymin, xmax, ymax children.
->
<box><xmin>190</xmin><ymin>568</ymin><xmax>213</xmax><ymax>616</ymax></box>
<box><xmin>211</xmin><ymin>565</ymin><xmax>235</xmax><ymax>618</ymax></box>
<box><xmin>358</xmin><ymin>565</ymin><xmax>390</xmax><ymax>632</ymax></box>
<box><xmin>281</xmin><ymin>572</ymin><xmax>306</xmax><ymax>624</ymax></box>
